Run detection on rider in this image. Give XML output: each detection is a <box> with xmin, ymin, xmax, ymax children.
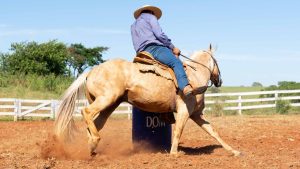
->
<box><xmin>131</xmin><ymin>5</ymin><xmax>196</xmax><ymax>97</ymax></box>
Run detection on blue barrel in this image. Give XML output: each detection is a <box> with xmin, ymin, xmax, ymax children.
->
<box><xmin>132</xmin><ymin>107</ymin><xmax>172</xmax><ymax>152</ymax></box>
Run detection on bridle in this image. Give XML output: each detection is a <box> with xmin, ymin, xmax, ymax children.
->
<box><xmin>180</xmin><ymin>51</ymin><xmax>222</xmax><ymax>87</ymax></box>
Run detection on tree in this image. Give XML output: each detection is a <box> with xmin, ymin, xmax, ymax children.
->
<box><xmin>1</xmin><ymin>41</ymin><xmax>108</xmax><ymax>77</ymax></box>
<box><xmin>1</xmin><ymin>40</ymin><xmax>69</xmax><ymax>76</ymax></box>
<box><xmin>260</xmin><ymin>81</ymin><xmax>300</xmax><ymax>98</ymax></box>
<box><xmin>277</xmin><ymin>81</ymin><xmax>300</xmax><ymax>90</ymax></box>
<box><xmin>67</xmin><ymin>43</ymin><xmax>108</xmax><ymax>76</ymax></box>
<box><xmin>252</xmin><ymin>82</ymin><xmax>263</xmax><ymax>87</ymax></box>
<box><xmin>0</xmin><ymin>53</ymin><xmax>5</xmax><ymax>71</ymax></box>
<box><xmin>263</xmin><ymin>81</ymin><xmax>300</xmax><ymax>91</ymax></box>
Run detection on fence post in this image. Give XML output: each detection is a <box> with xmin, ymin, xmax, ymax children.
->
<box><xmin>14</xmin><ymin>99</ymin><xmax>21</xmax><ymax>121</ymax></box>
<box><xmin>238</xmin><ymin>95</ymin><xmax>242</xmax><ymax>115</ymax></box>
<box><xmin>274</xmin><ymin>92</ymin><xmax>279</xmax><ymax>106</ymax></box>
<box><xmin>14</xmin><ymin>99</ymin><xmax>18</xmax><ymax>121</ymax></box>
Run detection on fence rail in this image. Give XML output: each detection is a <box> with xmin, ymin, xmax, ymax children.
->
<box><xmin>1</xmin><ymin>89</ymin><xmax>299</xmax><ymax>121</ymax></box>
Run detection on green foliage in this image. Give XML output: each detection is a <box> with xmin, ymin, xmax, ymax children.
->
<box><xmin>263</xmin><ymin>81</ymin><xmax>300</xmax><ymax>91</ymax></box>
<box><xmin>276</xmin><ymin>99</ymin><xmax>291</xmax><ymax>114</ymax></box>
<box><xmin>277</xmin><ymin>81</ymin><xmax>300</xmax><ymax>90</ymax></box>
<box><xmin>0</xmin><ymin>40</ymin><xmax>108</xmax><ymax>100</ymax></box>
<box><xmin>207</xmin><ymin>97</ymin><xmax>227</xmax><ymax>116</ymax></box>
<box><xmin>210</xmin><ymin>101</ymin><xmax>224</xmax><ymax>116</ymax></box>
<box><xmin>0</xmin><ymin>71</ymin><xmax>9</xmax><ymax>87</ymax></box>
<box><xmin>67</xmin><ymin>43</ymin><xmax>108</xmax><ymax>76</ymax></box>
<box><xmin>261</xmin><ymin>81</ymin><xmax>300</xmax><ymax>98</ymax></box>
<box><xmin>0</xmin><ymin>72</ymin><xmax>73</xmax><ymax>94</ymax></box>
<box><xmin>0</xmin><ymin>53</ymin><xmax>4</xmax><ymax>71</ymax></box>
<box><xmin>0</xmin><ymin>41</ymin><xmax>108</xmax><ymax>78</ymax></box>
<box><xmin>1</xmin><ymin>40</ymin><xmax>69</xmax><ymax>76</ymax></box>
<box><xmin>252</xmin><ymin>82</ymin><xmax>263</xmax><ymax>87</ymax></box>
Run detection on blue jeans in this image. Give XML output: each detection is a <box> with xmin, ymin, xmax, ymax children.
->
<box><xmin>144</xmin><ymin>45</ymin><xmax>189</xmax><ymax>91</ymax></box>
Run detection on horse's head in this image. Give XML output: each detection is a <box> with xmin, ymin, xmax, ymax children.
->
<box><xmin>207</xmin><ymin>44</ymin><xmax>222</xmax><ymax>87</ymax></box>
<box><xmin>189</xmin><ymin>44</ymin><xmax>222</xmax><ymax>87</ymax></box>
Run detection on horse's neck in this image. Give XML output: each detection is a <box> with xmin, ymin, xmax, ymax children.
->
<box><xmin>185</xmin><ymin>61</ymin><xmax>211</xmax><ymax>87</ymax></box>
<box><xmin>185</xmin><ymin>53</ymin><xmax>211</xmax><ymax>86</ymax></box>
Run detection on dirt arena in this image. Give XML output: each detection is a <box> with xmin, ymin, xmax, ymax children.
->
<box><xmin>0</xmin><ymin>115</ymin><xmax>299</xmax><ymax>169</ymax></box>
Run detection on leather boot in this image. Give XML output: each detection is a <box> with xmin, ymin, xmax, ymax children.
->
<box><xmin>183</xmin><ymin>85</ymin><xmax>193</xmax><ymax>97</ymax></box>
<box><xmin>183</xmin><ymin>85</ymin><xmax>208</xmax><ymax>96</ymax></box>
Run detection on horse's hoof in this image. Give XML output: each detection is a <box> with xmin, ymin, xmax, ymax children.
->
<box><xmin>88</xmin><ymin>137</ymin><xmax>100</xmax><ymax>156</ymax></box>
<box><xmin>90</xmin><ymin>151</ymin><xmax>97</xmax><ymax>157</ymax></box>
<box><xmin>232</xmin><ymin>150</ymin><xmax>242</xmax><ymax>157</ymax></box>
<box><xmin>170</xmin><ymin>151</ymin><xmax>184</xmax><ymax>157</ymax></box>
<box><xmin>170</xmin><ymin>150</ymin><xmax>178</xmax><ymax>155</ymax></box>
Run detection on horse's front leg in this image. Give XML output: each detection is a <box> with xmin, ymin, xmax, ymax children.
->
<box><xmin>170</xmin><ymin>98</ymin><xmax>193</xmax><ymax>154</ymax></box>
<box><xmin>190</xmin><ymin>113</ymin><xmax>241</xmax><ymax>156</ymax></box>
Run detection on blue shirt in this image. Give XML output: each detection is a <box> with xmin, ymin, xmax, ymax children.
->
<box><xmin>131</xmin><ymin>13</ymin><xmax>175</xmax><ymax>52</ymax></box>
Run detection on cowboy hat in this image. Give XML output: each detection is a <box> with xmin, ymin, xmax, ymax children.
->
<box><xmin>134</xmin><ymin>5</ymin><xmax>162</xmax><ymax>20</ymax></box>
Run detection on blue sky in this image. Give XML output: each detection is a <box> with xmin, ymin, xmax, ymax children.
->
<box><xmin>0</xmin><ymin>0</ymin><xmax>299</xmax><ymax>86</ymax></box>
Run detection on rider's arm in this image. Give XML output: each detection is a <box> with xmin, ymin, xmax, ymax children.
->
<box><xmin>148</xmin><ymin>15</ymin><xmax>175</xmax><ymax>50</ymax></box>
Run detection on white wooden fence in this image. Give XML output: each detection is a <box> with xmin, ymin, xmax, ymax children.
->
<box><xmin>205</xmin><ymin>89</ymin><xmax>300</xmax><ymax>115</ymax></box>
<box><xmin>0</xmin><ymin>99</ymin><xmax>132</xmax><ymax>121</ymax></box>
<box><xmin>0</xmin><ymin>89</ymin><xmax>299</xmax><ymax>121</ymax></box>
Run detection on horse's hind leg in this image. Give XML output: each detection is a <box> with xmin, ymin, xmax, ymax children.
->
<box><xmin>93</xmin><ymin>98</ymin><xmax>122</xmax><ymax>132</ymax></box>
<box><xmin>82</xmin><ymin>96</ymin><xmax>120</xmax><ymax>156</ymax></box>
<box><xmin>190</xmin><ymin>113</ymin><xmax>241</xmax><ymax>156</ymax></box>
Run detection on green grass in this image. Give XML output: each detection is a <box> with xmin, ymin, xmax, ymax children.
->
<box><xmin>218</xmin><ymin>86</ymin><xmax>264</xmax><ymax>93</ymax></box>
<box><xmin>0</xmin><ymin>73</ymin><xmax>73</xmax><ymax>99</ymax></box>
<box><xmin>0</xmin><ymin>116</ymin><xmax>14</xmax><ymax>121</ymax></box>
<box><xmin>0</xmin><ymin>86</ymin><xmax>62</xmax><ymax>99</ymax></box>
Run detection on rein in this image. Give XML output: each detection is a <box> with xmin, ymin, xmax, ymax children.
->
<box><xmin>180</xmin><ymin>53</ymin><xmax>212</xmax><ymax>74</ymax></box>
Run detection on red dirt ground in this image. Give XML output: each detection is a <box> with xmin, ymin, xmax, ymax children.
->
<box><xmin>0</xmin><ymin>115</ymin><xmax>299</xmax><ymax>169</ymax></box>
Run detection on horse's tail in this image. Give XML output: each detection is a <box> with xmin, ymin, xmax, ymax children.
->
<box><xmin>54</xmin><ymin>72</ymin><xmax>89</xmax><ymax>142</ymax></box>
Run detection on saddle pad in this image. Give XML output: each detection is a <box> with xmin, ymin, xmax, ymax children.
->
<box><xmin>133</xmin><ymin>51</ymin><xmax>178</xmax><ymax>88</ymax></box>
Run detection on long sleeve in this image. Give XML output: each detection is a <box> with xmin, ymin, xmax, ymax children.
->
<box><xmin>148</xmin><ymin>15</ymin><xmax>175</xmax><ymax>50</ymax></box>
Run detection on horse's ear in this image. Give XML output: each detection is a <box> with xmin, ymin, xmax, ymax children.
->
<box><xmin>208</xmin><ymin>43</ymin><xmax>217</xmax><ymax>53</ymax></box>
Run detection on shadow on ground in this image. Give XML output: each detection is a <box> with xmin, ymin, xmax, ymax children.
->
<box><xmin>178</xmin><ymin>144</ymin><xmax>222</xmax><ymax>155</ymax></box>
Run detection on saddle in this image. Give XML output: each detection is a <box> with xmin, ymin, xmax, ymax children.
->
<box><xmin>133</xmin><ymin>51</ymin><xmax>179</xmax><ymax>88</ymax></box>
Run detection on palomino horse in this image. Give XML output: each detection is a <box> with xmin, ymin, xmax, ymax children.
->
<box><xmin>54</xmin><ymin>45</ymin><xmax>241</xmax><ymax>156</ymax></box>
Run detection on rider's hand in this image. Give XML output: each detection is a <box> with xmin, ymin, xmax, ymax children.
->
<box><xmin>172</xmin><ymin>47</ymin><xmax>181</xmax><ymax>58</ymax></box>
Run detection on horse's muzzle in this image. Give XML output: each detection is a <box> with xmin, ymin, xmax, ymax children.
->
<box><xmin>215</xmin><ymin>78</ymin><xmax>222</xmax><ymax>87</ymax></box>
